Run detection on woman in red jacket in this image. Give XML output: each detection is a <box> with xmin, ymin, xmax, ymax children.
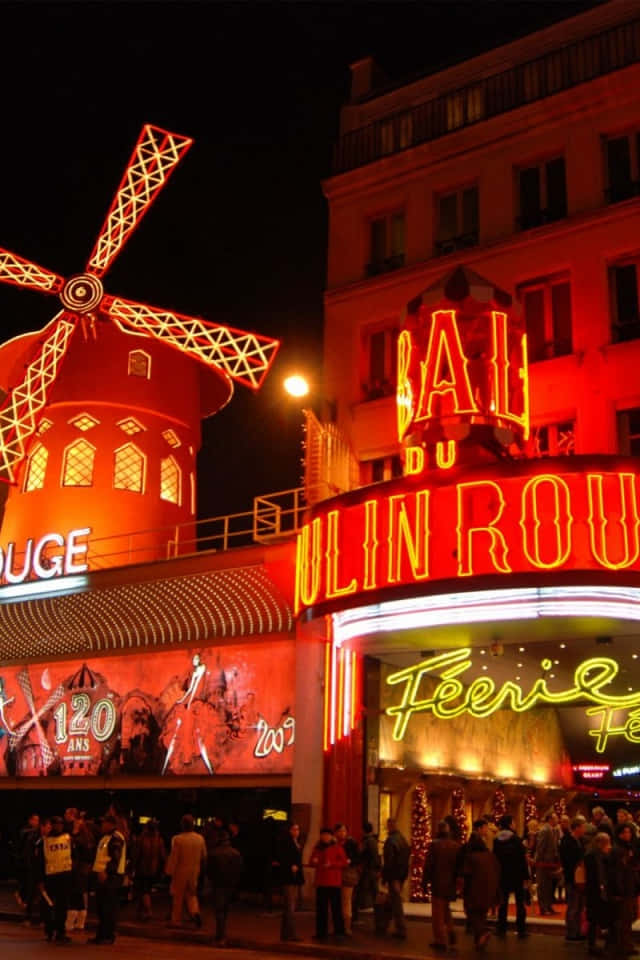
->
<box><xmin>309</xmin><ymin>827</ymin><xmax>348</xmax><ymax>941</ymax></box>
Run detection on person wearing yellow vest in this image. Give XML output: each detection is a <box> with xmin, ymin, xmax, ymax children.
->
<box><xmin>39</xmin><ymin>816</ymin><xmax>73</xmax><ymax>944</ymax></box>
<box><xmin>88</xmin><ymin>814</ymin><xmax>126</xmax><ymax>946</ymax></box>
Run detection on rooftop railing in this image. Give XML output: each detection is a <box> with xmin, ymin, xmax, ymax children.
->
<box><xmin>333</xmin><ymin>18</ymin><xmax>640</xmax><ymax>175</ymax></box>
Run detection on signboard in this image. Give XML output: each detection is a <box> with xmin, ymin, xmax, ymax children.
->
<box><xmin>296</xmin><ymin>462</ymin><xmax>640</xmax><ymax>613</ymax></box>
<box><xmin>0</xmin><ymin>641</ymin><xmax>295</xmax><ymax>778</ymax></box>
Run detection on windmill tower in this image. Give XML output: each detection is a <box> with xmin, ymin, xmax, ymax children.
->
<box><xmin>0</xmin><ymin>125</ymin><xmax>279</xmax><ymax>572</ymax></box>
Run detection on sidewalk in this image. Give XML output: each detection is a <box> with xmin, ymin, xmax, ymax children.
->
<box><xmin>3</xmin><ymin>887</ymin><xmax>638</xmax><ymax>959</ymax></box>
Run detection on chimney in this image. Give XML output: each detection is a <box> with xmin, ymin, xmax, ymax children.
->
<box><xmin>349</xmin><ymin>57</ymin><xmax>384</xmax><ymax>101</ymax></box>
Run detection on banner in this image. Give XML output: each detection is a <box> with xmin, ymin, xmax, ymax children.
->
<box><xmin>0</xmin><ymin>641</ymin><xmax>295</xmax><ymax>778</ymax></box>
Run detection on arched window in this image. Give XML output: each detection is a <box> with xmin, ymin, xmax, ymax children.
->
<box><xmin>62</xmin><ymin>439</ymin><xmax>95</xmax><ymax>487</ymax></box>
<box><xmin>23</xmin><ymin>443</ymin><xmax>48</xmax><ymax>492</ymax></box>
<box><xmin>160</xmin><ymin>455</ymin><xmax>181</xmax><ymax>505</ymax></box>
<box><xmin>128</xmin><ymin>350</ymin><xmax>151</xmax><ymax>379</ymax></box>
<box><xmin>114</xmin><ymin>443</ymin><xmax>146</xmax><ymax>493</ymax></box>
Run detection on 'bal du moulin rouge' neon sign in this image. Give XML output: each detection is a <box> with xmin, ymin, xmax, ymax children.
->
<box><xmin>295</xmin><ymin>468</ymin><xmax>640</xmax><ymax>611</ymax></box>
<box><xmin>385</xmin><ymin>648</ymin><xmax>640</xmax><ymax>754</ymax></box>
<box><xmin>0</xmin><ymin>527</ymin><xmax>91</xmax><ymax>585</ymax></box>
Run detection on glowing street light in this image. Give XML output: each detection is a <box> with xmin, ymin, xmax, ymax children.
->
<box><xmin>284</xmin><ymin>374</ymin><xmax>310</xmax><ymax>398</ymax></box>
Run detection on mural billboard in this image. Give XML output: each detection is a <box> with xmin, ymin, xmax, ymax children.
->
<box><xmin>0</xmin><ymin>641</ymin><xmax>295</xmax><ymax>778</ymax></box>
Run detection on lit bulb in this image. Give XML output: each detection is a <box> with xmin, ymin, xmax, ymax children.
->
<box><xmin>480</xmin><ymin>649</ymin><xmax>486</xmax><ymax>655</ymax></box>
<box><xmin>519</xmin><ymin>646</ymin><xmax>525</xmax><ymax>652</ymax></box>
<box><xmin>517</xmin><ymin>662</ymin><xmax>523</xmax><ymax>668</ymax></box>
<box><xmin>284</xmin><ymin>374</ymin><xmax>310</xmax><ymax>398</ymax></box>
<box><xmin>560</xmin><ymin>643</ymin><xmax>566</xmax><ymax>649</ymax></box>
<box><xmin>482</xmin><ymin>665</ymin><xmax>488</xmax><ymax>671</ymax></box>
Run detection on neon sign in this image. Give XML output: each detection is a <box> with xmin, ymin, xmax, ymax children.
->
<box><xmin>397</xmin><ymin>297</ymin><xmax>529</xmax><ymax>473</ymax></box>
<box><xmin>295</xmin><ymin>466</ymin><xmax>640</xmax><ymax>613</ymax></box>
<box><xmin>0</xmin><ymin>526</ymin><xmax>91</xmax><ymax>586</ymax></box>
<box><xmin>385</xmin><ymin>647</ymin><xmax>640</xmax><ymax>753</ymax></box>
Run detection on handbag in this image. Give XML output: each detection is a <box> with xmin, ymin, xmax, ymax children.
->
<box><xmin>574</xmin><ymin>861</ymin><xmax>586</xmax><ymax>888</ymax></box>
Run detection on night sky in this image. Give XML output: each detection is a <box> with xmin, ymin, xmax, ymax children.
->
<box><xmin>0</xmin><ymin>0</ymin><xmax>603</xmax><ymax>519</ymax></box>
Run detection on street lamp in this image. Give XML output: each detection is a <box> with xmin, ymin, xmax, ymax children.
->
<box><xmin>283</xmin><ymin>374</ymin><xmax>310</xmax><ymax>399</ymax></box>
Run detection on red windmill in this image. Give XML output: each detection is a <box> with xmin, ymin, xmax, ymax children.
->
<box><xmin>0</xmin><ymin>125</ymin><xmax>280</xmax><ymax>572</ymax></box>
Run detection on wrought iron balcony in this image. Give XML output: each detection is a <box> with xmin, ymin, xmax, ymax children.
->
<box><xmin>333</xmin><ymin>18</ymin><xmax>640</xmax><ymax>175</ymax></box>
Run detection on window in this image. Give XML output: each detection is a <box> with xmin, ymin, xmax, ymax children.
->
<box><xmin>68</xmin><ymin>413</ymin><xmax>99</xmax><ymax>432</ymax></box>
<box><xmin>117</xmin><ymin>417</ymin><xmax>145</xmax><ymax>436</ymax></box>
<box><xmin>435</xmin><ymin>185</ymin><xmax>478</xmax><ymax>255</ymax></box>
<box><xmin>532</xmin><ymin>420</ymin><xmax>575</xmax><ymax>457</ymax></box>
<box><xmin>446</xmin><ymin>86</ymin><xmax>485</xmax><ymax>131</ymax></box>
<box><xmin>36</xmin><ymin>418</ymin><xmax>53</xmax><ymax>436</ymax></box>
<box><xmin>23</xmin><ymin>443</ymin><xmax>48</xmax><ymax>492</ymax></box>
<box><xmin>610</xmin><ymin>260</ymin><xmax>640</xmax><ymax>343</ymax></box>
<box><xmin>366</xmin><ymin>212</ymin><xmax>405</xmax><ymax>277</ymax></box>
<box><xmin>160</xmin><ymin>455</ymin><xmax>181</xmax><ymax>505</ymax></box>
<box><xmin>605</xmin><ymin>133</ymin><xmax>640</xmax><ymax>204</ymax></box>
<box><xmin>190</xmin><ymin>472</ymin><xmax>196</xmax><ymax>515</ymax></box>
<box><xmin>617</xmin><ymin>408</ymin><xmax>640</xmax><ymax>456</ymax></box>
<box><xmin>518</xmin><ymin>276</ymin><xmax>572</xmax><ymax>361</ymax></box>
<box><xmin>362</xmin><ymin>325</ymin><xmax>398</xmax><ymax>401</ymax></box>
<box><xmin>366</xmin><ymin>454</ymin><xmax>402</xmax><ymax>484</ymax></box>
<box><xmin>128</xmin><ymin>350</ymin><xmax>151</xmax><ymax>379</ymax></box>
<box><xmin>517</xmin><ymin>157</ymin><xmax>566</xmax><ymax>230</ymax></box>
<box><xmin>114</xmin><ymin>443</ymin><xmax>145</xmax><ymax>493</ymax></box>
<box><xmin>62</xmin><ymin>439</ymin><xmax>95</xmax><ymax>487</ymax></box>
<box><xmin>162</xmin><ymin>428</ymin><xmax>181</xmax><ymax>448</ymax></box>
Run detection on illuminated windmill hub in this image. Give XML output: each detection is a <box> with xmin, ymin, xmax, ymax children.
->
<box><xmin>60</xmin><ymin>274</ymin><xmax>104</xmax><ymax>313</ymax></box>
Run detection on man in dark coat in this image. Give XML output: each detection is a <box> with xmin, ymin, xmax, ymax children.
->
<box><xmin>423</xmin><ymin>820</ymin><xmax>460</xmax><ymax>951</ymax></box>
<box><xmin>461</xmin><ymin>819</ymin><xmax>500</xmax><ymax>951</ymax></box>
<box><xmin>275</xmin><ymin>822</ymin><xmax>304</xmax><ymax>942</ymax></box>
<box><xmin>608</xmin><ymin>823</ymin><xmax>637</xmax><ymax>958</ymax></box>
<box><xmin>493</xmin><ymin>814</ymin><xmax>528</xmax><ymax>939</ymax></box>
<box><xmin>208</xmin><ymin>831</ymin><xmax>243</xmax><ymax>945</ymax></box>
<box><xmin>560</xmin><ymin>815</ymin><xmax>587</xmax><ymax>941</ymax></box>
<box><xmin>382</xmin><ymin>818</ymin><xmax>410</xmax><ymax>940</ymax></box>
<box><xmin>584</xmin><ymin>831</ymin><xmax>612</xmax><ymax>957</ymax></box>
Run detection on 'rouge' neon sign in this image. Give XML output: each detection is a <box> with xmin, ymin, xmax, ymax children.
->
<box><xmin>0</xmin><ymin>527</ymin><xmax>91</xmax><ymax>585</ymax></box>
<box><xmin>385</xmin><ymin>647</ymin><xmax>640</xmax><ymax>754</ymax></box>
<box><xmin>295</xmin><ymin>464</ymin><xmax>640</xmax><ymax>613</ymax></box>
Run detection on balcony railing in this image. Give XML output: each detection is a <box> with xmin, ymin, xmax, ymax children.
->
<box><xmin>333</xmin><ymin>18</ymin><xmax>640</xmax><ymax>175</ymax></box>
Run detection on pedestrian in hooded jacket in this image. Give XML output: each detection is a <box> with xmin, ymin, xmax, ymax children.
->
<box><xmin>423</xmin><ymin>820</ymin><xmax>460</xmax><ymax>951</ymax></box>
<box><xmin>276</xmin><ymin>822</ymin><xmax>304</xmax><ymax>942</ymax></box>
<box><xmin>493</xmin><ymin>814</ymin><xmax>529</xmax><ymax>939</ymax></box>
<box><xmin>310</xmin><ymin>827</ymin><xmax>347</xmax><ymax>940</ymax></box>
<box><xmin>461</xmin><ymin>819</ymin><xmax>500</xmax><ymax>951</ymax></box>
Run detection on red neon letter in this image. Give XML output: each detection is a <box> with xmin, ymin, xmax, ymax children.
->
<box><xmin>521</xmin><ymin>474</ymin><xmax>572</xmax><ymax>569</ymax></box>
<box><xmin>363</xmin><ymin>499</ymin><xmax>379</xmax><ymax>590</ymax></box>
<box><xmin>490</xmin><ymin>311</ymin><xmax>530</xmax><ymax>439</ymax></box>
<box><xmin>295</xmin><ymin>517</ymin><xmax>322</xmax><ymax>610</ymax></box>
<box><xmin>387</xmin><ymin>490</ymin><xmax>431</xmax><ymax>584</ymax></box>
<box><xmin>415</xmin><ymin>310</ymin><xmax>477</xmax><ymax>422</ymax></box>
<box><xmin>587</xmin><ymin>472</ymin><xmax>640</xmax><ymax>570</ymax></box>
<box><xmin>457</xmin><ymin>481</ymin><xmax>511</xmax><ymax>576</ymax></box>
<box><xmin>396</xmin><ymin>329</ymin><xmax>413</xmax><ymax>441</ymax></box>
<box><xmin>325</xmin><ymin>510</ymin><xmax>357</xmax><ymax>599</ymax></box>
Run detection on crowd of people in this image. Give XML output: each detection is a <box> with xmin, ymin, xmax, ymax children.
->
<box><xmin>6</xmin><ymin>802</ymin><xmax>640</xmax><ymax>954</ymax></box>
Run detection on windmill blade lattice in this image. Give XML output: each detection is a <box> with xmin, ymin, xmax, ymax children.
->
<box><xmin>86</xmin><ymin>125</ymin><xmax>193</xmax><ymax>277</ymax></box>
<box><xmin>106</xmin><ymin>296</ymin><xmax>279</xmax><ymax>391</ymax></box>
<box><xmin>0</xmin><ymin>248</ymin><xmax>63</xmax><ymax>295</ymax></box>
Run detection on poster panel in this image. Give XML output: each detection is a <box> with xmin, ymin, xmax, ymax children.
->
<box><xmin>0</xmin><ymin>641</ymin><xmax>295</xmax><ymax>778</ymax></box>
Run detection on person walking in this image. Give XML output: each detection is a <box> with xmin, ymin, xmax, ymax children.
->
<box><xmin>208</xmin><ymin>830</ymin><xmax>243</xmax><ymax>945</ymax></box>
<box><xmin>382</xmin><ymin>818</ymin><xmax>411</xmax><ymax>940</ymax></box>
<box><xmin>534</xmin><ymin>811</ymin><xmax>560</xmax><ymax>915</ymax></box>
<box><xmin>335</xmin><ymin>824</ymin><xmax>359</xmax><ymax>935</ymax></box>
<box><xmin>276</xmin><ymin>821</ymin><xmax>304</xmax><ymax>942</ymax></box>
<box><xmin>134</xmin><ymin>820</ymin><xmax>166</xmax><ymax>921</ymax></box>
<box><xmin>584</xmin><ymin>831</ymin><xmax>613</xmax><ymax>957</ymax></box>
<box><xmin>609</xmin><ymin>822</ymin><xmax>637</xmax><ymax>959</ymax></box>
<box><xmin>66</xmin><ymin>813</ymin><xmax>93</xmax><ymax>933</ymax></box>
<box><xmin>166</xmin><ymin>814</ymin><xmax>206</xmax><ymax>928</ymax></box>
<box><xmin>16</xmin><ymin>813</ymin><xmax>41</xmax><ymax>924</ymax></box>
<box><xmin>423</xmin><ymin>820</ymin><xmax>460</xmax><ymax>952</ymax></box>
<box><xmin>39</xmin><ymin>816</ymin><xmax>72</xmax><ymax>945</ymax></box>
<box><xmin>560</xmin><ymin>815</ymin><xmax>587</xmax><ymax>941</ymax></box>
<box><xmin>493</xmin><ymin>814</ymin><xmax>529</xmax><ymax>939</ymax></box>
<box><xmin>461</xmin><ymin>819</ymin><xmax>500</xmax><ymax>951</ymax></box>
<box><xmin>89</xmin><ymin>814</ymin><xmax>126</xmax><ymax>946</ymax></box>
<box><xmin>310</xmin><ymin>826</ymin><xmax>347</xmax><ymax>941</ymax></box>
<box><xmin>354</xmin><ymin>822</ymin><xmax>380</xmax><ymax>920</ymax></box>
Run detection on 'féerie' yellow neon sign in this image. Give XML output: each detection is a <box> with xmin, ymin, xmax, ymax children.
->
<box><xmin>386</xmin><ymin>648</ymin><xmax>640</xmax><ymax>753</ymax></box>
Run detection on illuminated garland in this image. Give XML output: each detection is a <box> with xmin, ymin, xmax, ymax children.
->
<box><xmin>452</xmin><ymin>787</ymin><xmax>468</xmax><ymax>843</ymax></box>
<box><xmin>410</xmin><ymin>783</ymin><xmax>432</xmax><ymax>902</ymax></box>
<box><xmin>492</xmin><ymin>788</ymin><xmax>506</xmax><ymax>823</ymax></box>
<box><xmin>525</xmin><ymin>794</ymin><xmax>538</xmax><ymax>825</ymax></box>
